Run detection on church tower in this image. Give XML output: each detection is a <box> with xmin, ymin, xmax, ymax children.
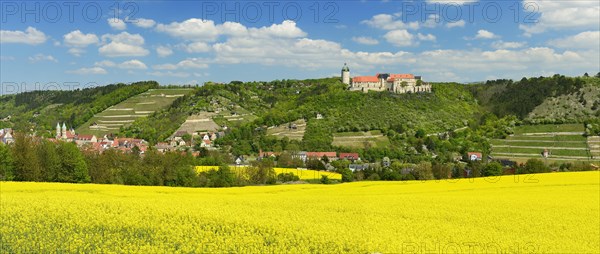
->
<box><xmin>341</xmin><ymin>63</ymin><xmax>350</xmax><ymax>85</ymax></box>
<box><xmin>62</xmin><ymin>123</ymin><xmax>67</xmax><ymax>139</ymax></box>
<box><xmin>56</xmin><ymin>123</ymin><xmax>61</xmax><ymax>138</ymax></box>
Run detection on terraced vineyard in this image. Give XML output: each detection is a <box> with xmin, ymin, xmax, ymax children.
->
<box><xmin>332</xmin><ymin>130</ymin><xmax>391</xmax><ymax>148</ymax></box>
<box><xmin>589</xmin><ymin>136</ymin><xmax>600</xmax><ymax>158</ymax></box>
<box><xmin>266</xmin><ymin>119</ymin><xmax>307</xmax><ymax>141</ymax></box>
<box><xmin>77</xmin><ymin>89</ymin><xmax>192</xmax><ymax>136</ymax></box>
<box><xmin>491</xmin><ymin>124</ymin><xmax>597</xmax><ymax>162</ymax></box>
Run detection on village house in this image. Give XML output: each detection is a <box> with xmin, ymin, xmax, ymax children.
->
<box><xmin>0</xmin><ymin>128</ymin><xmax>14</xmax><ymax>144</ymax></box>
<box><xmin>339</xmin><ymin>153</ymin><xmax>360</xmax><ymax>161</ymax></box>
<box><xmin>467</xmin><ymin>152</ymin><xmax>483</xmax><ymax>161</ymax></box>
<box><xmin>306</xmin><ymin>152</ymin><xmax>338</xmax><ymax>162</ymax></box>
<box><xmin>75</xmin><ymin>134</ymin><xmax>98</xmax><ymax>146</ymax></box>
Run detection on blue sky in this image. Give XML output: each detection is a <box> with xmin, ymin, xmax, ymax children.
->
<box><xmin>1</xmin><ymin>0</ymin><xmax>599</xmax><ymax>93</ymax></box>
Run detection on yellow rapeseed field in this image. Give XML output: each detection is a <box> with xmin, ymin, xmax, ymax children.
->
<box><xmin>195</xmin><ymin>166</ymin><xmax>342</xmax><ymax>180</ymax></box>
<box><xmin>1</xmin><ymin>171</ymin><xmax>599</xmax><ymax>253</ymax></box>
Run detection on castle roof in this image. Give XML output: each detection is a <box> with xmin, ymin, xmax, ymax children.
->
<box><xmin>353</xmin><ymin>73</ymin><xmax>415</xmax><ymax>83</ymax></box>
<box><xmin>388</xmin><ymin>74</ymin><xmax>415</xmax><ymax>80</ymax></box>
<box><xmin>353</xmin><ymin>76</ymin><xmax>379</xmax><ymax>82</ymax></box>
<box><xmin>341</xmin><ymin>63</ymin><xmax>349</xmax><ymax>72</ymax></box>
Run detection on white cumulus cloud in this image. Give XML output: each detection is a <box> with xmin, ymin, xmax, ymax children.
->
<box><xmin>156</xmin><ymin>46</ymin><xmax>173</xmax><ymax>57</ymax></box>
<box><xmin>63</xmin><ymin>30</ymin><xmax>99</xmax><ymax>47</ymax></box>
<box><xmin>548</xmin><ymin>31</ymin><xmax>600</xmax><ymax>49</ymax></box>
<box><xmin>67</xmin><ymin>67</ymin><xmax>107</xmax><ymax>75</ymax></box>
<box><xmin>118</xmin><ymin>59</ymin><xmax>148</xmax><ymax>69</ymax></box>
<box><xmin>361</xmin><ymin>14</ymin><xmax>420</xmax><ymax>30</ymax></box>
<box><xmin>352</xmin><ymin>37</ymin><xmax>379</xmax><ymax>45</ymax></box>
<box><xmin>0</xmin><ymin>27</ymin><xmax>47</xmax><ymax>45</ymax></box>
<box><xmin>446</xmin><ymin>20</ymin><xmax>465</xmax><ymax>28</ymax></box>
<box><xmin>384</xmin><ymin>30</ymin><xmax>415</xmax><ymax>47</ymax></box>
<box><xmin>29</xmin><ymin>54</ymin><xmax>58</xmax><ymax>63</ymax></box>
<box><xmin>129</xmin><ymin>18</ymin><xmax>156</xmax><ymax>28</ymax></box>
<box><xmin>99</xmin><ymin>32</ymin><xmax>149</xmax><ymax>57</ymax></box>
<box><xmin>107</xmin><ymin>18</ymin><xmax>127</xmax><ymax>30</ymax></box>
<box><xmin>519</xmin><ymin>1</ymin><xmax>600</xmax><ymax>36</ymax></box>
<box><xmin>491</xmin><ymin>41</ymin><xmax>527</xmax><ymax>49</ymax></box>
<box><xmin>417</xmin><ymin>33</ymin><xmax>437</xmax><ymax>41</ymax></box>
<box><xmin>473</xmin><ymin>30</ymin><xmax>498</xmax><ymax>39</ymax></box>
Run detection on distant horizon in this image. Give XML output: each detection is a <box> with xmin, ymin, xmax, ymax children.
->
<box><xmin>4</xmin><ymin>73</ymin><xmax>593</xmax><ymax>95</ymax></box>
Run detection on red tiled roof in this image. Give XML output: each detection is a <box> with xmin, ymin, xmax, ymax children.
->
<box><xmin>352</xmin><ymin>76</ymin><xmax>379</xmax><ymax>82</ymax></box>
<box><xmin>307</xmin><ymin>152</ymin><xmax>337</xmax><ymax>158</ymax></box>
<box><xmin>389</xmin><ymin>74</ymin><xmax>414</xmax><ymax>79</ymax></box>
<box><xmin>77</xmin><ymin>135</ymin><xmax>95</xmax><ymax>140</ymax></box>
<box><xmin>259</xmin><ymin>151</ymin><xmax>278</xmax><ymax>157</ymax></box>
<box><xmin>339</xmin><ymin>153</ymin><xmax>359</xmax><ymax>160</ymax></box>
<box><xmin>467</xmin><ymin>152</ymin><xmax>482</xmax><ymax>158</ymax></box>
<box><xmin>65</xmin><ymin>131</ymin><xmax>75</xmax><ymax>139</ymax></box>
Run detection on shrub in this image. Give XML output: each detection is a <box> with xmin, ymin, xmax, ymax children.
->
<box><xmin>483</xmin><ymin>162</ymin><xmax>503</xmax><ymax>176</ymax></box>
<box><xmin>518</xmin><ymin>159</ymin><xmax>550</xmax><ymax>174</ymax></box>
<box><xmin>277</xmin><ymin>173</ymin><xmax>299</xmax><ymax>182</ymax></box>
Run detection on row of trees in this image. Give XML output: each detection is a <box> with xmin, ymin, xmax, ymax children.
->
<box><xmin>4</xmin><ymin>81</ymin><xmax>159</xmax><ymax>136</ymax></box>
<box><xmin>1</xmin><ymin>134</ymin><xmax>199</xmax><ymax>187</ymax></box>
<box><xmin>0</xmin><ymin>134</ymin><xmax>298</xmax><ymax>188</ymax></box>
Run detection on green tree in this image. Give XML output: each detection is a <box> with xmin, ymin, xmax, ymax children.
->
<box><xmin>519</xmin><ymin>159</ymin><xmax>550</xmax><ymax>174</ymax></box>
<box><xmin>11</xmin><ymin>134</ymin><xmax>42</xmax><ymax>181</ymax></box>
<box><xmin>412</xmin><ymin>162</ymin><xmax>433</xmax><ymax>180</ymax></box>
<box><xmin>338</xmin><ymin>167</ymin><xmax>354</xmax><ymax>182</ymax></box>
<box><xmin>321</xmin><ymin>155</ymin><xmax>330</xmax><ymax>164</ymax></box>
<box><xmin>277</xmin><ymin>152</ymin><xmax>294</xmax><ymax>168</ymax></box>
<box><xmin>38</xmin><ymin>140</ymin><xmax>62</xmax><ymax>182</ymax></box>
<box><xmin>483</xmin><ymin>161</ymin><xmax>503</xmax><ymax>176</ymax></box>
<box><xmin>0</xmin><ymin>143</ymin><xmax>14</xmax><ymax>180</ymax></box>
<box><xmin>416</xmin><ymin>79</ymin><xmax>423</xmax><ymax>86</ymax></box>
<box><xmin>432</xmin><ymin>162</ymin><xmax>452</xmax><ymax>179</ymax></box>
<box><xmin>306</xmin><ymin>157</ymin><xmax>325</xmax><ymax>170</ymax></box>
<box><xmin>181</xmin><ymin>133</ymin><xmax>192</xmax><ymax>142</ymax></box>
<box><xmin>248</xmin><ymin>159</ymin><xmax>276</xmax><ymax>185</ymax></box>
<box><xmin>214</xmin><ymin>165</ymin><xmax>236</xmax><ymax>187</ymax></box>
<box><xmin>57</xmin><ymin>142</ymin><xmax>90</xmax><ymax>183</ymax></box>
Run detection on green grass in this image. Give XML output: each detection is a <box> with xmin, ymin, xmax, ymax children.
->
<box><xmin>512</xmin><ymin>124</ymin><xmax>584</xmax><ymax>134</ymax></box>
<box><xmin>491</xmin><ymin>140</ymin><xmax>589</xmax><ymax>148</ymax></box>
<box><xmin>492</xmin><ymin>147</ymin><xmax>590</xmax><ymax>157</ymax></box>
<box><xmin>506</xmin><ymin>135</ymin><xmax>587</xmax><ymax>141</ymax></box>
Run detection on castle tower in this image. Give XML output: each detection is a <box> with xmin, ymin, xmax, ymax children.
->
<box><xmin>62</xmin><ymin>123</ymin><xmax>67</xmax><ymax>139</ymax></box>
<box><xmin>56</xmin><ymin>123</ymin><xmax>61</xmax><ymax>138</ymax></box>
<box><xmin>341</xmin><ymin>63</ymin><xmax>350</xmax><ymax>85</ymax></box>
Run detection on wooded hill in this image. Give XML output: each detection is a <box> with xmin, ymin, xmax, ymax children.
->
<box><xmin>469</xmin><ymin>74</ymin><xmax>600</xmax><ymax>123</ymax></box>
<box><xmin>3</xmin><ymin>74</ymin><xmax>599</xmax><ymax>156</ymax></box>
<box><xmin>0</xmin><ymin>81</ymin><xmax>159</xmax><ymax>137</ymax></box>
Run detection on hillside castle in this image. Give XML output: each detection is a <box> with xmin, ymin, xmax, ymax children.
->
<box><xmin>341</xmin><ymin>63</ymin><xmax>431</xmax><ymax>94</ymax></box>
